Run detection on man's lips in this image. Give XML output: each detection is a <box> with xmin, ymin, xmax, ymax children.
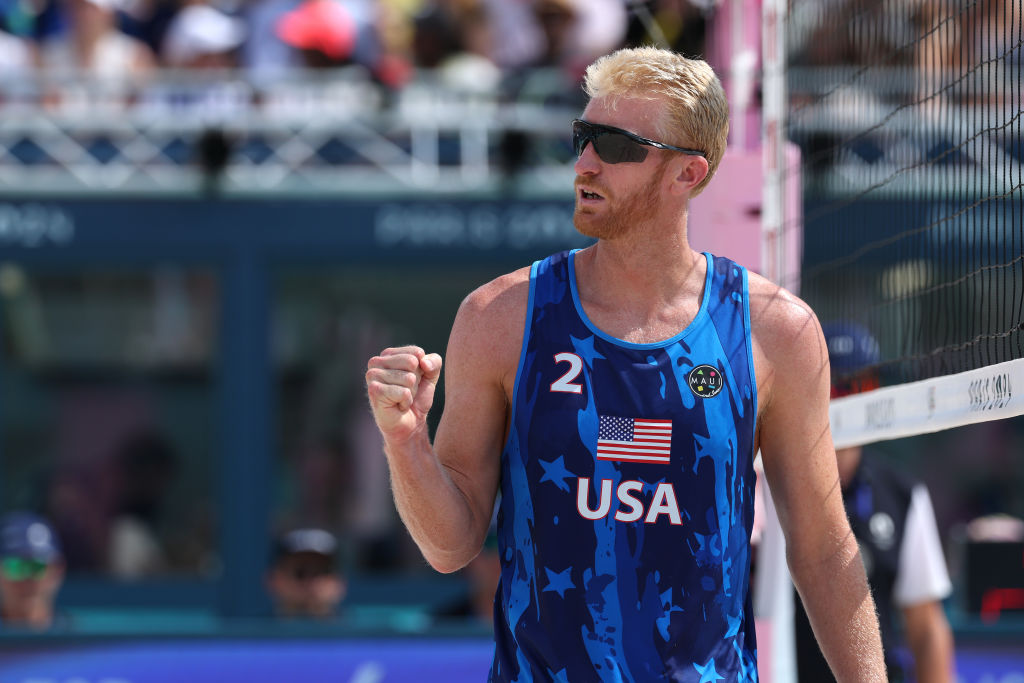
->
<box><xmin>576</xmin><ymin>184</ymin><xmax>605</xmax><ymax>201</ymax></box>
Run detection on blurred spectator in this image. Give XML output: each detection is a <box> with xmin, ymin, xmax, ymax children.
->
<box><xmin>0</xmin><ymin>25</ymin><xmax>34</xmax><ymax>105</ymax></box>
<box><xmin>140</xmin><ymin>2</ymin><xmax>250</xmax><ymax>121</ymax></box>
<box><xmin>0</xmin><ymin>25</ymin><xmax>32</xmax><ymax>74</ymax></box>
<box><xmin>409</xmin><ymin>0</ymin><xmax>501</xmax><ymax>93</ymax></box>
<box><xmin>533</xmin><ymin>0</ymin><xmax>577</xmax><ymax>63</ymax></box>
<box><xmin>160</xmin><ymin>2</ymin><xmax>246</xmax><ymax>69</ymax></box>
<box><xmin>529</xmin><ymin>0</ymin><xmax>626</xmax><ymax>71</ymax></box>
<box><xmin>242</xmin><ymin>0</ymin><xmax>407</xmax><ymax>88</ymax></box>
<box><xmin>37</xmin><ymin>0</ymin><xmax>155</xmax><ymax>76</ymax></box>
<box><xmin>794</xmin><ymin>321</ymin><xmax>954</xmax><ymax>683</ymax></box>
<box><xmin>622</xmin><ymin>0</ymin><xmax>708</xmax><ymax>58</ymax></box>
<box><xmin>275</xmin><ymin>0</ymin><xmax>358</xmax><ymax>68</ymax></box>
<box><xmin>116</xmin><ymin>0</ymin><xmax>180</xmax><ymax>57</ymax></box>
<box><xmin>239</xmin><ymin>0</ymin><xmax>295</xmax><ymax>80</ymax></box>
<box><xmin>107</xmin><ymin>429</ymin><xmax>178</xmax><ymax>579</ymax></box>
<box><xmin>960</xmin><ymin>0</ymin><xmax>1021</xmax><ymax>105</ymax></box>
<box><xmin>474</xmin><ymin>0</ymin><xmax>537</xmax><ymax>71</ymax></box>
<box><xmin>500</xmin><ymin>0</ymin><xmax>625</xmax><ymax>107</ymax></box>
<box><xmin>35</xmin><ymin>0</ymin><xmax>156</xmax><ymax>111</ymax></box>
<box><xmin>501</xmin><ymin>0</ymin><xmax>582</xmax><ymax>106</ymax></box>
<box><xmin>0</xmin><ymin>511</ymin><xmax>66</xmax><ymax>630</ymax></box>
<box><xmin>266</xmin><ymin>527</ymin><xmax>347</xmax><ymax>619</ymax></box>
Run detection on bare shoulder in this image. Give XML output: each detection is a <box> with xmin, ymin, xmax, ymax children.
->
<box><xmin>746</xmin><ymin>271</ymin><xmax>829</xmax><ymax>402</ymax></box>
<box><xmin>453</xmin><ymin>265</ymin><xmax>531</xmax><ymax>343</ymax></box>
<box><xmin>447</xmin><ymin>265</ymin><xmax>532</xmax><ymax>394</ymax></box>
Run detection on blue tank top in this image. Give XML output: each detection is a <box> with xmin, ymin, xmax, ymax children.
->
<box><xmin>492</xmin><ymin>249</ymin><xmax>758</xmax><ymax>682</ymax></box>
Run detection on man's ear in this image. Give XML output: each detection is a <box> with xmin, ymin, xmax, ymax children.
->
<box><xmin>670</xmin><ymin>155</ymin><xmax>710</xmax><ymax>196</ymax></box>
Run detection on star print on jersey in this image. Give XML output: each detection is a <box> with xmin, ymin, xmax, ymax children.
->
<box><xmin>570</xmin><ymin>333</ymin><xmax>605</xmax><ymax>369</ymax></box>
<box><xmin>539</xmin><ymin>455</ymin><xmax>574</xmax><ymax>492</ymax></box>
<box><xmin>726</xmin><ymin>613</ymin><xmax>742</xmax><ymax>638</ymax></box>
<box><xmin>543</xmin><ymin>566</ymin><xmax>575</xmax><ymax>598</ymax></box>
<box><xmin>694</xmin><ymin>658</ymin><xmax>725</xmax><ymax>682</ymax></box>
<box><xmin>731</xmin><ymin>640</ymin><xmax>758</xmax><ymax>682</ymax></box>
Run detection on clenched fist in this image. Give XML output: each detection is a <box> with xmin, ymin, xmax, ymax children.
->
<box><xmin>365</xmin><ymin>346</ymin><xmax>443</xmax><ymax>444</ymax></box>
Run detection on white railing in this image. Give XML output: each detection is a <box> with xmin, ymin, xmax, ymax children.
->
<box><xmin>1</xmin><ymin>66</ymin><xmax>1017</xmax><ymax>198</ymax></box>
<box><xmin>786</xmin><ymin>66</ymin><xmax>1023</xmax><ymax>199</ymax></box>
<box><xmin>0</xmin><ymin>67</ymin><xmax>579</xmax><ymax>197</ymax></box>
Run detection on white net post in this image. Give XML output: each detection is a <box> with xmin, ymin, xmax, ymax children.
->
<box><xmin>758</xmin><ymin>1</ymin><xmax>797</xmax><ymax>682</ymax></box>
<box><xmin>761</xmin><ymin>0</ymin><xmax>787</xmax><ymax>288</ymax></box>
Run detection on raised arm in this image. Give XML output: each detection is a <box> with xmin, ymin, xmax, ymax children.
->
<box><xmin>365</xmin><ymin>270</ymin><xmax>527</xmax><ymax>573</ymax></box>
<box><xmin>751</xmin><ymin>281</ymin><xmax>887</xmax><ymax>681</ymax></box>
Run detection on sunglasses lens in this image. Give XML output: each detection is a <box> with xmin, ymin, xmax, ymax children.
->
<box><xmin>1</xmin><ymin>557</ymin><xmax>48</xmax><ymax>580</ymax></box>
<box><xmin>572</xmin><ymin>121</ymin><xmax>649</xmax><ymax>164</ymax></box>
<box><xmin>571</xmin><ymin>121</ymin><xmax>589</xmax><ymax>157</ymax></box>
<box><xmin>595</xmin><ymin>133</ymin><xmax>648</xmax><ymax>164</ymax></box>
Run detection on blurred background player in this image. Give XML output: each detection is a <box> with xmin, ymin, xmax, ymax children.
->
<box><xmin>0</xmin><ymin>511</ymin><xmax>67</xmax><ymax>630</ymax></box>
<box><xmin>794</xmin><ymin>320</ymin><xmax>955</xmax><ymax>682</ymax></box>
<box><xmin>265</xmin><ymin>527</ymin><xmax>346</xmax><ymax>620</ymax></box>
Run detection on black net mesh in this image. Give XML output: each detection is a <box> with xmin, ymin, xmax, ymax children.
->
<box><xmin>787</xmin><ymin>0</ymin><xmax>1024</xmax><ymax>388</ymax></box>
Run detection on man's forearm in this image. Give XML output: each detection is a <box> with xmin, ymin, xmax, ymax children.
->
<box><xmin>790</xmin><ymin>537</ymin><xmax>888</xmax><ymax>681</ymax></box>
<box><xmin>384</xmin><ymin>431</ymin><xmax>481</xmax><ymax>573</ymax></box>
<box><xmin>905</xmin><ymin>602</ymin><xmax>954</xmax><ymax>683</ymax></box>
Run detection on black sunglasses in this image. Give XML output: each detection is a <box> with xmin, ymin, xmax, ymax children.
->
<box><xmin>572</xmin><ymin>119</ymin><xmax>705</xmax><ymax>164</ymax></box>
<box><xmin>1</xmin><ymin>556</ymin><xmax>49</xmax><ymax>581</ymax></box>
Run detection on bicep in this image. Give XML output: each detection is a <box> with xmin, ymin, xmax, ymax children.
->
<box><xmin>756</xmin><ymin>313</ymin><xmax>848</xmax><ymax>561</ymax></box>
<box><xmin>432</xmin><ymin>281</ymin><xmax>523</xmax><ymax>542</ymax></box>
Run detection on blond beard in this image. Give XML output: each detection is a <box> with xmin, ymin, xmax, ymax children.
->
<box><xmin>573</xmin><ymin>160</ymin><xmax>669</xmax><ymax>240</ymax></box>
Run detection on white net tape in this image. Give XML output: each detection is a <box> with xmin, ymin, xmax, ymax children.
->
<box><xmin>830</xmin><ymin>357</ymin><xmax>1024</xmax><ymax>449</ymax></box>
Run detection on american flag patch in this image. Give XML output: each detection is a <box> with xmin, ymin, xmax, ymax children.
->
<box><xmin>596</xmin><ymin>416</ymin><xmax>673</xmax><ymax>464</ymax></box>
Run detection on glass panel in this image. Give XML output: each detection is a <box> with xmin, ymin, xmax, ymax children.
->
<box><xmin>0</xmin><ymin>264</ymin><xmax>219</xmax><ymax>580</ymax></box>
<box><xmin>272</xmin><ymin>266</ymin><xmax>504</xmax><ymax>575</ymax></box>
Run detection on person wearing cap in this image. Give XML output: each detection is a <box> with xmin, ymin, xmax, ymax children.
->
<box><xmin>0</xmin><ymin>511</ymin><xmax>67</xmax><ymax>630</ymax></box>
<box><xmin>793</xmin><ymin>321</ymin><xmax>955</xmax><ymax>682</ymax></box>
<box><xmin>265</xmin><ymin>527</ymin><xmax>346</xmax><ymax>619</ymax></box>
<box><xmin>160</xmin><ymin>3</ymin><xmax>247</xmax><ymax>69</ymax></box>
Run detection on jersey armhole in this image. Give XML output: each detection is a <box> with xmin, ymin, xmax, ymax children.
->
<box><xmin>741</xmin><ymin>266</ymin><xmax>759</xmax><ymax>454</ymax></box>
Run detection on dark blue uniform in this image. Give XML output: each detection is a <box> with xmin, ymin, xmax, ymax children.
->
<box><xmin>492</xmin><ymin>250</ymin><xmax>759</xmax><ymax>682</ymax></box>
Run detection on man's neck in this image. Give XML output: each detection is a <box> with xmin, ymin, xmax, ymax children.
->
<box><xmin>2</xmin><ymin>603</ymin><xmax>53</xmax><ymax>629</ymax></box>
<box><xmin>573</xmin><ymin>238</ymin><xmax>707</xmax><ymax>344</ymax></box>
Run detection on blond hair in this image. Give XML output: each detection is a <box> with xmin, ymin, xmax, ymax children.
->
<box><xmin>583</xmin><ymin>47</ymin><xmax>729</xmax><ymax>196</ymax></box>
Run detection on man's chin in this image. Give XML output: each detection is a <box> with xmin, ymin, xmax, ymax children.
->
<box><xmin>573</xmin><ymin>212</ymin><xmax>601</xmax><ymax>238</ymax></box>
<box><xmin>573</xmin><ymin>213</ymin><xmax>617</xmax><ymax>240</ymax></box>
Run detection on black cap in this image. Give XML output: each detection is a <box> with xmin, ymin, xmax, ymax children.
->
<box><xmin>272</xmin><ymin>528</ymin><xmax>338</xmax><ymax>563</ymax></box>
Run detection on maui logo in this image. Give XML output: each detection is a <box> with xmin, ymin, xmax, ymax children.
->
<box><xmin>687</xmin><ymin>364</ymin><xmax>724</xmax><ymax>398</ymax></box>
<box><xmin>576</xmin><ymin>478</ymin><xmax>682</xmax><ymax>525</ymax></box>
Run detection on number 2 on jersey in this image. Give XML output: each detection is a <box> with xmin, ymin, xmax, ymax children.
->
<box><xmin>551</xmin><ymin>352</ymin><xmax>584</xmax><ymax>394</ymax></box>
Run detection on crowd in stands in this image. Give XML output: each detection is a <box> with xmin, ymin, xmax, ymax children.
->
<box><xmin>0</xmin><ymin>0</ymin><xmax>712</xmax><ymax>105</ymax></box>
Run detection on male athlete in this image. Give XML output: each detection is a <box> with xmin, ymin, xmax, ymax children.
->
<box><xmin>367</xmin><ymin>47</ymin><xmax>886</xmax><ymax>681</ymax></box>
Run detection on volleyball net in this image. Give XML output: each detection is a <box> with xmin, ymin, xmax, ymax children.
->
<box><xmin>780</xmin><ymin>0</ymin><xmax>1024</xmax><ymax>448</ymax></box>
